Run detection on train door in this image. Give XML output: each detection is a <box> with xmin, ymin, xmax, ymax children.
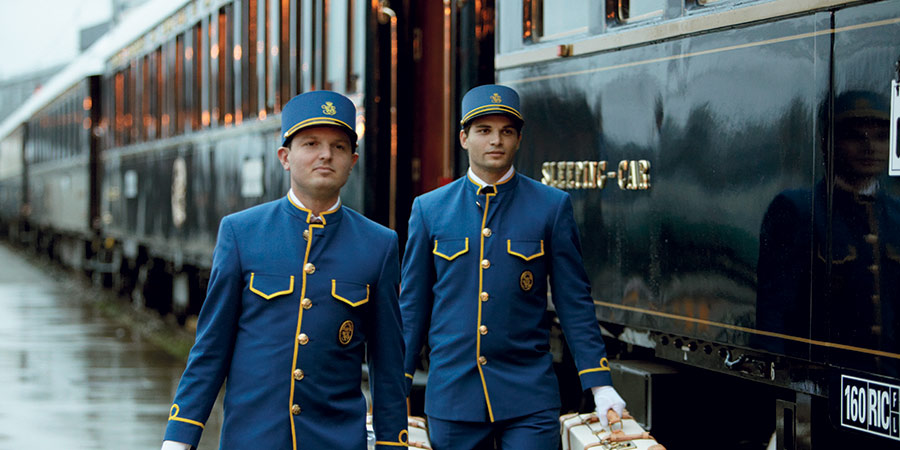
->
<box><xmin>368</xmin><ymin>0</ymin><xmax>494</xmax><ymax>241</ymax></box>
<box><xmin>816</xmin><ymin>1</ymin><xmax>900</xmax><ymax>447</ymax></box>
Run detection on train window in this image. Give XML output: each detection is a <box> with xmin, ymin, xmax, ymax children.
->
<box><xmin>242</xmin><ymin>0</ymin><xmax>260</xmax><ymax>120</ymax></box>
<box><xmin>175</xmin><ymin>34</ymin><xmax>185</xmax><ymax>134</ymax></box>
<box><xmin>300</xmin><ymin>0</ymin><xmax>316</xmax><ymax>92</ymax></box>
<box><xmin>114</xmin><ymin>72</ymin><xmax>124</xmax><ymax>146</ymax></box>
<box><xmin>209</xmin><ymin>13</ymin><xmax>220</xmax><ymax>126</ymax></box>
<box><xmin>233</xmin><ymin>5</ymin><xmax>243</xmax><ymax>125</ymax></box>
<box><xmin>349</xmin><ymin>0</ymin><xmax>363</xmax><ymax>93</ymax></box>
<box><xmin>151</xmin><ymin>47</ymin><xmax>162</xmax><ymax>140</ymax></box>
<box><xmin>58</xmin><ymin>102</ymin><xmax>64</xmax><ymax>160</ymax></box>
<box><xmin>159</xmin><ymin>46</ymin><xmax>167</xmax><ymax>139</ymax></box>
<box><xmin>544</xmin><ymin>0</ymin><xmax>588</xmax><ymax>40</ymax></box>
<box><xmin>325</xmin><ymin>0</ymin><xmax>349</xmax><ymax>93</ymax></box>
<box><xmin>218</xmin><ymin>5</ymin><xmax>235</xmax><ymax>126</ymax></box>
<box><xmin>192</xmin><ymin>22</ymin><xmax>204</xmax><ymax>130</ymax></box>
<box><xmin>279</xmin><ymin>0</ymin><xmax>292</xmax><ymax>107</ymax></box>
<box><xmin>266</xmin><ymin>0</ymin><xmax>277</xmax><ymax>113</ymax></box>
<box><xmin>142</xmin><ymin>53</ymin><xmax>154</xmax><ymax>140</ymax></box>
<box><xmin>70</xmin><ymin>95</ymin><xmax>78</xmax><ymax>157</ymax></box>
<box><xmin>101</xmin><ymin>75</ymin><xmax>112</xmax><ymax>149</ymax></box>
<box><xmin>131</xmin><ymin>59</ymin><xmax>140</xmax><ymax>143</ymax></box>
<box><xmin>163</xmin><ymin>41</ymin><xmax>174</xmax><ymax>138</ymax></box>
<box><xmin>258</xmin><ymin>0</ymin><xmax>270</xmax><ymax>117</ymax></box>
<box><xmin>52</xmin><ymin>106</ymin><xmax>58</xmax><ymax>160</ymax></box>
<box><xmin>607</xmin><ymin>0</ymin><xmax>664</xmax><ymax>24</ymax></box>
<box><xmin>696</xmin><ymin>0</ymin><xmax>725</xmax><ymax>5</ymax></box>
<box><xmin>523</xmin><ymin>0</ymin><xmax>588</xmax><ymax>43</ymax></box>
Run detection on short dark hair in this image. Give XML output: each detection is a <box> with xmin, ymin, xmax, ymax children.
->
<box><xmin>461</xmin><ymin>115</ymin><xmax>523</xmax><ymax>136</ymax></box>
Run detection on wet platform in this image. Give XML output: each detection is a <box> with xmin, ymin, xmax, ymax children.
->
<box><xmin>0</xmin><ymin>243</ymin><xmax>222</xmax><ymax>449</ymax></box>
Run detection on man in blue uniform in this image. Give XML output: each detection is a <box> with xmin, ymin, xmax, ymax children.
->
<box><xmin>162</xmin><ymin>91</ymin><xmax>408</xmax><ymax>450</ymax></box>
<box><xmin>399</xmin><ymin>84</ymin><xmax>625</xmax><ymax>449</ymax></box>
<box><xmin>757</xmin><ymin>90</ymin><xmax>898</xmax><ymax>377</ymax></box>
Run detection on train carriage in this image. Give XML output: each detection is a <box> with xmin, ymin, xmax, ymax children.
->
<box><xmin>497</xmin><ymin>0</ymin><xmax>900</xmax><ymax>448</ymax></box>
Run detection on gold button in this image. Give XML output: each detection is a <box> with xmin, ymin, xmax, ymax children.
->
<box><xmin>479</xmin><ymin>325</ymin><xmax>488</xmax><ymax>335</ymax></box>
<box><xmin>291</xmin><ymin>404</ymin><xmax>301</xmax><ymax>415</ymax></box>
<box><xmin>478</xmin><ymin>356</ymin><xmax>487</xmax><ymax>365</ymax></box>
<box><xmin>297</xmin><ymin>333</ymin><xmax>309</xmax><ymax>345</ymax></box>
<box><xmin>869</xmin><ymin>264</ymin><xmax>879</xmax><ymax>274</ymax></box>
<box><xmin>293</xmin><ymin>369</ymin><xmax>305</xmax><ymax>380</ymax></box>
<box><xmin>864</xmin><ymin>234</ymin><xmax>878</xmax><ymax>244</ymax></box>
<box><xmin>302</xmin><ymin>230</ymin><xmax>310</xmax><ymax>241</ymax></box>
<box><xmin>304</xmin><ymin>263</ymin><xmax>316</xmax><ymax>274</ymax></box>
<box><xmin>301</xmin><ymin>298</ymin><xmax>312</xmax><ymax>309</ymax></box>
<box><xmin>482</xmin><ymin>228</ymin><xmax>492</xmax><ymax>237</ymax></box>
<box><xmin>481</xmin><ymin>259</ymin><xmax>490</xmax><ymax>269</ymax></box>
<box><xmin>872</xmin><ymin>295</ymin><xmax>880</xmax><ymax>303</ymax></box>
<box><xmin>480</xmin><ymin>292</ymin><xmax>489</xmax><ymax>302</ymax></box>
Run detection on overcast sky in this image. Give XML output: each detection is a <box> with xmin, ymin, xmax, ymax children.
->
<box><xmin>0</xmin><ymin>0</ymin><xmax>113</xmax><ymax>80</ymax></box>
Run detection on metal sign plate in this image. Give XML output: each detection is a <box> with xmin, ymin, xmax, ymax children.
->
<box><xmin>840</xmin><ymin>374</ymin><xmax>900</xmax><ymax>441</ymax></box>
<box><xmin>890</xmin><ymin>79</ymin><xmax>900</xmax><ymax>176</ymax></box>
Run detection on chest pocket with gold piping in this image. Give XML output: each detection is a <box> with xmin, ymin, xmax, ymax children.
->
<box><xmin>331</xmin><ymin>279</ymin><xmax>370</xmax><ymax>307</ymax></box>
<box><xmin>507</xmin><ymin>239</ymin><xmax>544</xmax><ymax>261</ymax></box>
<box><xmin>248</xmin><ymin>272</ymin><xmax>295</xmax><ymax>300</ymax></box>
<box><xmin>433</xmin><ymin>238</ymin><xmax>469</xmax><ymax>261</ymax></box>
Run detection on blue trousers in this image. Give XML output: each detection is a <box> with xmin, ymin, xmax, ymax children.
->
<box><xmin>428</xmin><ymin>408</ymin><xmax>559</xmax><ymax>450</ymax></box>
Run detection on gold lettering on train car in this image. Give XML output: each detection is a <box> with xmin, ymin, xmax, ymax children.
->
<box><xmin>565</xmin><ymin>162</ymin><xmax>576</xmax><ymax>189</ymax></box>
<box><xmin>574</xmin><ymin>162</ymin><xmax>584</xmax><ymax>189</ymax></box>
<box><xmin>638</xmin><ymin>160</ymin><xmax>651</xmax><ymax>189</ymax></box>
<box><xmin>539</xmin><ymin>160</ymin><xmax>651</xmax><ymax>191</ymax></box>
<box><xmin>541</xmin><ymin>162</ymin><xmax>556</xmax><ymax>186</ymax></box>
<box><xmin>597</xmin><ymin>161</ymin><xmax>608</xmax><ymax>189</ymax></box>
<box><xmin>585</xmin><ymin>161</ymin><xmax>598</xmax><ymax>189</ymax></box>
<box><xmin>556</xmin><ymin>161</ymin><xmax>567</xmax><ymax>188</ymax></box>
<box><xmin>629</xmin><ymin>160</ymin><xmax>642</xmax><ymax>190</ymax></box>
<box><xmin>617</xmin><ymin>160</ymin><xmax>630</xmax><ymax>190</ymax></box>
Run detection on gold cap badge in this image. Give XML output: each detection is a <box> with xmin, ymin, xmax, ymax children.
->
<box><xmin>490</xmin><ymin>93</ymin><xmax>502</xmax><ymax>103</ymax></box>
<box><xmin>322</xmin><ymin>101</ymin><xmax>337</xmax><ymax>115</ymax></box>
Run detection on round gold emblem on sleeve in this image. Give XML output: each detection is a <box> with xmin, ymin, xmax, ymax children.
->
<box><xmin>339</xmin><ymin>320</ymin><xmax>354</xmax><ymax>345</ymax></box>
<box><xmin>520</xmin><ymin>270</ymin><xmax>534</xmax><ymax>291</ymax></box>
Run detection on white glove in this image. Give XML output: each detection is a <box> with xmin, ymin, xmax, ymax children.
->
<box><xmin>591</xmin><ymin>385</ymin><xmax>626</xmax><ymax>428</ymax></box>
<box><xmin>161</xmin><ymin>441</ymin><xmax>191</xmax><ymax>450</ymax></box>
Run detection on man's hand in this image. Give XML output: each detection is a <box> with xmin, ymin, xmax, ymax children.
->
<box><xmin>161</xmin><ymin>440</ymin><xmax>191</xmax><ymax>450</ymax></box>
<box><xmin>591</xmin><ymin>385</ymin><xmax>626</xmax><ymax>428</ymax></box>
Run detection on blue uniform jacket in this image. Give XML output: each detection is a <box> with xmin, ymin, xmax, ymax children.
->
<box><xmin>165</xmin><ymin>196</ymin><xmax>409</xmax><ymax>449</ymax></box>
<box><xmin>400</xmin><ymin>173</ymin><xmax>612</xmax><ymax>422</ymax></box>
<box><xmin>757</xmin><ymin>182</ymin><xmax>899</xmax><ymax>376</ymax></box>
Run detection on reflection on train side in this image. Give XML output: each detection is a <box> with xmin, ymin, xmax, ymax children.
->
<box><xmin>757</xmin><ymin>90</ymin><xmax>898</xmax><ymax>378</ymax></box>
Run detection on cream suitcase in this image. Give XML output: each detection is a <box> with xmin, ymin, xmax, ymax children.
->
<box><xmin>560</xmin><ymin>411</ymin><xmax>666</xmax><ymax>450</ymax></box>
<box><xmin>406</xmin><ymin>416</ymin><xmax>432</xmax><ymax>449</ymax></box>
<box><xmin>367</xmin><ymin>415</ymin><xmax>432</xmax><ymax>449</ymax></box>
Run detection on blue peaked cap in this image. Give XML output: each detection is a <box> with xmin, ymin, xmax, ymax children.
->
<box><xmin>281</xmin><ymin>90</ymin><xmax>358</xmax><ymax>147</ymax></box>
<box><xmin>460</xmin><ymin>84</ymin><xmax>523</xmax><ymax>127</ymax></box>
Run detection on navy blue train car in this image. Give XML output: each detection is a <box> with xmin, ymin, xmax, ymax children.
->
<box><xmin>496</xmin><ymin>0</ymin><xmax>900</xmax><ymax>448</ymax></box>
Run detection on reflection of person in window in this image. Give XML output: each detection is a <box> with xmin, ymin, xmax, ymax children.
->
<box><xmin>757</xmin><ymin>91</ymin><xmax>898</xmax><ymax>376</ymax></box>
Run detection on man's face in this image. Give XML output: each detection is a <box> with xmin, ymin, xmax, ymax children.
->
<box><xmin>460</xmin><ymin>114</ymin><xmax>522</xmax><ymax>177</ymax></box>
<box><xmin>277</xmin><ymin>126</ymin><xmax>358</xmax><ymax>201</ymax></box>
<box><xmin>834</xmin><ymin>119</ymin><xmax>889</xmax><ymax>180</ymax></box>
